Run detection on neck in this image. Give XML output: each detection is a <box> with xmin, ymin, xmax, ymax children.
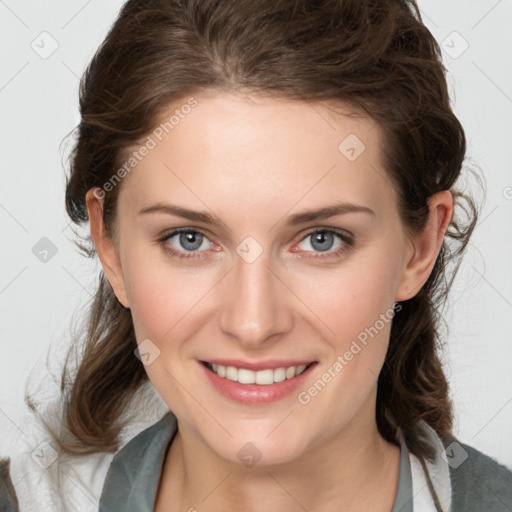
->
<box><xmin>156</xmin><ymin>393</ymin><xmax>401</xmax><ymax>512</ymax></box>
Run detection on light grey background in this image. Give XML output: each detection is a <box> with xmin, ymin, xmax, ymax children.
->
<box><xmin>1</xmin><ymin>0</ymin><xmax>511</xmax><ymax>468</ymax></box>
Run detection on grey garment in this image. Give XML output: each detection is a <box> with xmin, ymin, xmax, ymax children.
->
<box><xmin>0</xmin><ymin>458</ymin><xmax>20</xmax><ymax>512</ymax></box>
<box><xmin>98</xmin><ymin>411</ymin><xmax>414</xmax><ymax>512</ymax></box>
<box><xmin>98</xmin><ymin>412</ymin><xmax>178</xmax><ymax>512</ymax></box>
<box><xmin>442</xmin><ymin>435</ymin><xmax>512</xmax><ymax>512</ymax></box>
<box><xmin>392</xmin><ymin>438</ymin><xmax>414</xmax><ymax>512</ymax></box>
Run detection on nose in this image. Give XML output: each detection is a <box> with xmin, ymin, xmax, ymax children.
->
<box><xmin>218</xmin><ymin>249</ymin><xmax>293</xmax><ymax>349</ymax></box>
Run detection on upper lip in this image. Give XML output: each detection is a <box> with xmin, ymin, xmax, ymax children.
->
<box><xmin>201</xmin><ymin>359</ymin><xmax>316</xmax><ymax>371</ymax></box>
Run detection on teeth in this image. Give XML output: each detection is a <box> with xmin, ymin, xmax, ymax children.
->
<box><xmin>285</xmin><ymin>366</ymin><xmax>296</xmax><ymax>379</ymax></box>
<box><xmin>238</xmin><ymin>368</ymin><xmax>255</xmax><ymax>384</ymax></box>
<box><xmin>273</xmin><ymin>367</ymin><xmax>286</xmax><ymax>382</ymax></box>
<box><xmin>226</xmin><ymin>366</ymin><xmax>238</xmax><ymax>381</ymax></box>
<box><xmin>209</xmin><ymin>363</ymin><xmax>309</xmax><ymax>385</ymax></box>
<box><xmin>255</xmin><ymin>369</ymin><xmax>274</xmax><ymax>385</ymax></box>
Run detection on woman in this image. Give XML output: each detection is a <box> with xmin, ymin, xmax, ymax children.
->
<box><xmin>4</xmin><ymin>0</ymin><xmax>512</xmax><ymax>511</ymax></box>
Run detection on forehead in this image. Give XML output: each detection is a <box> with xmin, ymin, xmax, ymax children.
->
<box><xmin>116</xmin><ymin>90</ymin><xmax>398</xmax><ymax>225</ymax></box>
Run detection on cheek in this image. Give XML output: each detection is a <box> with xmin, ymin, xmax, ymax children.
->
<box><xmin>291</xmin><ymin>250</ymin><xmax>401</xmax><ymax>404</ymax></box>
<box><xmin>120</xmin><ymin>241</ymin><xmax>182</xmax><ymax>340</ymax></box>
<box><xmin>122</xmin><ymin>246</ymin><xmax>220</xmax><ymax>355</ymax></box>
<box><xmin>291</xmin><ymin>253</ymin><xmax>399</xmax><ymax>346</ymax></box>
<box><xmin>293</xmin><ymin>267</ymin><xmax>399</xmax><ymax>424</ymax></box>
<box><xmin>125</xmin><ymin>266</ymin><xmax>194</xmax><ymax>342</ymax></box>
<box><xmin>124</xmin><ymin>269</ymin><xmax>167</xmax><ymax>339</ymax></box>
<box><xmin>122</xmin><ymin>258</ymin><xmax>206</xmax><ymax>410</ymax></box>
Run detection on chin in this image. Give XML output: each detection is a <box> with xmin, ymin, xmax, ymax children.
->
<box><xmin>194</xmin><ymin>421</ymin><xmax>312</xmax><ymax>468</ymax></box>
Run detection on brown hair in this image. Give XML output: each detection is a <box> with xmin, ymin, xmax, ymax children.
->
<box><xmin>27</xmin><ymin>0</ymin><xmax>480</xmax><ymax>470</ymax></box>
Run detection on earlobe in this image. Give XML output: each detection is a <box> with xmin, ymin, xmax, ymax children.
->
<box><xmin>395</xmin><ymin>190</ymin><xmax>453</xmax><ymax>302</ymax></box>
<box><xmin>85</xmin><ymin>188</ymin><xmax>130</xmax><ymax>308</ymax></box>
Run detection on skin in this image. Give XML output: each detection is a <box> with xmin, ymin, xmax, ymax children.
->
<box><xmin>86</xmin><ymin>89</ymin><xmax>453</xmax><ymax>512</ymax></box>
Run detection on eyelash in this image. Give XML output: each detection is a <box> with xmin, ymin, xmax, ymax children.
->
<box><xmin>157</xmin><ymin>227</ymin><xmax>354</xmax><ymax>261</ymax></box>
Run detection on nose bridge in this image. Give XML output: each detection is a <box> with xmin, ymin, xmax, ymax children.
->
<box><xmin>219</xmin><ymin>246</ymin><xmax>292</xmax><ymax>346</ymax></box>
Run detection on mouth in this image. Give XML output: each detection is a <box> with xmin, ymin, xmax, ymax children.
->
<box><xmin>199</xmin><ymin>359</ymin><xmax>317</xmax><ymax>404</ymax></box>
<box><xmin>203</xmin><ymin>361</ymin><xmax>313</xmax><ymax>385</ymax></box>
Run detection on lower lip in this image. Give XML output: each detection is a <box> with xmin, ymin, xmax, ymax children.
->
<box><xmin>199</xmin><ymin>361</ymin><xmax>316</xmax><ymax>404</ymax></box>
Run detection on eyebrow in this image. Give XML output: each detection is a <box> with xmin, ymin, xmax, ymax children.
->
<box><xmin>139</xmin><ymin>201</ymin><xmax>375</xmax><ymax>225</ymax></box>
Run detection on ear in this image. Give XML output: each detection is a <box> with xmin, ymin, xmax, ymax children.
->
<box><xmin>85</xmin><ymin>188</ymin><xmax>130</xmax><ymax>308</ymax></box>
<box><xmin>395</xmin><ymin>190</ymin><xmax>453</xmax><ymax>302</ymax></box>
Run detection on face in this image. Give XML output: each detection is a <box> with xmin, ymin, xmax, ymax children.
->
<box><xmin>88</xmin><ymin>90</ymin><xmax>448</xmax><ymax>466</ymax></box>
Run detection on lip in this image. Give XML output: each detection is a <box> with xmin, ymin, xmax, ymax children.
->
<box><xmin>198</xmin><ymin>359</ymin><xmax>317</xmax><ymax>404</ymax></box>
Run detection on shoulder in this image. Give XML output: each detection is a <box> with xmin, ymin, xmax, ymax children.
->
<box><xmin>2</xmin><ymin>411</ymin><xmax>114</xmax><ymax>512</ymax></box>
<box><xmin>442</xmin><ymin>435</ymin><xmax>512</xmax><ymax>512</ymax></box>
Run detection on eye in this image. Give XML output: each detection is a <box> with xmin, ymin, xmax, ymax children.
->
<box><xmin>158</xmin><ymin>229</ymin><xmax>214</xmax><ymax>260</ymax></box>
<box><xmin>158</xmin><ymin>227</ymin><xmax>354</xmax><ymax>261</ymax></box>
<box><xmin>293</xmin><ymin>228</ymin><xmax>354</xmax><ymax>259</ymax></box>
